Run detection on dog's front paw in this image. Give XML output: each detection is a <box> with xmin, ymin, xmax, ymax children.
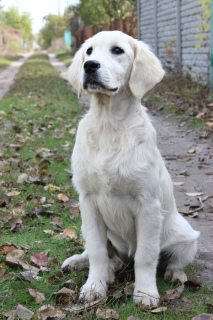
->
<box><xmin>164</xmin><ymin>269</ymin><xmax>187</xmax><ymax>284</ymax></box>
<box><xmin>61</xmin><ymin>254</ymin><xmax>89</xmax><ymax>270</ymax></box>
<box><xmin>133</xmin><ymin>285</ymin><xmax>160</xmax><ymax>307</ymax></box>
<box><xmin>79</xmin><ymin>280</ymin><xmax>108</xmax><ymax>302</ymax></box>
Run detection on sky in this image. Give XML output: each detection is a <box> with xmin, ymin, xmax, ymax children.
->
<box><xmin>1</xmin><ymin>0</ymin><xmax>78</xmax><ymax>34</ymax></box>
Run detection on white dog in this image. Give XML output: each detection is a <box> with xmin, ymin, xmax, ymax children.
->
<box><xmin>62</xmin><ymin>31</ymin><xmax>200</xmax><ymax>307</ymax></box>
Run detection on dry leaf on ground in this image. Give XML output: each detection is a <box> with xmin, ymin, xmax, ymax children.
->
<box><xmin>6</xmin><ymin>249</ymin><xmax>25</xmax><ymax>261</ymax></box>
<box><xmin>63</xmin><ymin>226</ymin><xmax>77</xmax><ymax>239</ymax></box>
<box><xmin>30</xmin><ymin>253</ymin><xmax>48</xmax><ymax>266</ymax></box>
<box><xmin>160</xmin><ymin>284</ymin><xmax>184</xmax><ymax>303</ymax></box>
<box><xmin>57</xmin><ymin>193</ymin><xmax>69</xmax><ymax>202</ymax></box>
<box><xmin>192</xmin><ymin>315</ymin><xmax>213</xmax><ymax>320</ymax></box>
<box><xmin>96</xmin><ymin>308</ymin><xmax>119</xmax><ymax>319</ymax></box>
<box><xmin>28</xmin><ymin>288</ymin><xmax>46</xmax><ymax>303</ymax></box>
<box><xmin>151</xmin><ymin>306</ymin><xmax>167</xmax><ymax>313</ymax></box>
<box><xmin>69</xmin><ymin>207</ymin><xmax>79</xmax><ymax>219</ymax></box>
<box><xmin>0</xmin><ymin>194</ymin><xmax>11</xmax><ymax>207</ymax></box>
<box><xmin>0</xmin><ymin>244</ymin><xmax>18</xmax><ymax>255</ymax></box>
<box><xmin>16</xmin><ymin>304</ymin><xmax>34</xmax><ymax>320</ymax></box>
<box><xmin>7</xmin><ymin>191</ymin><xmax>21</xmax><ymax>197</ymax></box>
<box><xmin>36</xmin><ymin>304</ymin><xmax>65</xmax><ymax>320</ymax></box>
<box><xmin>56</xmin><ymin>287</ymin><xmax>77</xmax><ymax>305</ymax></box>
<box><xmin>7</xmin><ymin>218</ymin><xmax>22</xmax><ymax>231</ymax></box>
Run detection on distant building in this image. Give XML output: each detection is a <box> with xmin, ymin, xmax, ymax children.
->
<box><xmin>137</xmin><ymin>0</ymin><xmax>211</xmax><ymax>85</ymax></box>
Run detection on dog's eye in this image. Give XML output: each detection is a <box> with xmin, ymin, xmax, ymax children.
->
<box><xmin>86</xmin><ymin>47</ymin><xmax>93</xmax><ymax>55</ymax></box>
<box><xmin>112</xmin><ymin>47</ymin><xmax>124</xmax><ymax>55</ymax></box>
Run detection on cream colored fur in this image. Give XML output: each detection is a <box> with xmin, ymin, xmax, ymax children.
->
<box><xmin>62</xmin><ymin>31</ymin><xmax>200</xmax><ymax>307</ymax></box>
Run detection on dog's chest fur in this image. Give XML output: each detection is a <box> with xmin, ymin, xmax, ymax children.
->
<box><xmin>71</xmin><ymin>108</ymin><xmax>161</xmax><ymax>253</ymax></box>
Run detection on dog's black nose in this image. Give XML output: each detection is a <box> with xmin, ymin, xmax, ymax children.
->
<box><xmin>84</xmin><ymin>60</ymin><xmax>100</xmax><ymax>74</ymax></box>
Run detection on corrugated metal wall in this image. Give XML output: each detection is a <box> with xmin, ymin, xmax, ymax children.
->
<box><xmin>137</xmin><ymin>0</ymin><xmax>210</xmax><ymax>82</ymax></box>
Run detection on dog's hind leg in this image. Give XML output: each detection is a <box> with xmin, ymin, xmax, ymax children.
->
<box><xmin>61</xmin><ymin>249</ymin><xmax>89</xmax><ymax>270</ymax></box>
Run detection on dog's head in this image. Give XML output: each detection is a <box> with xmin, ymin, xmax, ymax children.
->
<box><xmin>68</xmin><ymin>31</ymin><xmax>165</xmax><ymax>99</ymax></box>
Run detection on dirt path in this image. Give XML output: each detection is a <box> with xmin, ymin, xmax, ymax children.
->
<box><xmin>0</xmin><ymin>52</ymin><xmax>32</xmax><ymax>100</ymax></box>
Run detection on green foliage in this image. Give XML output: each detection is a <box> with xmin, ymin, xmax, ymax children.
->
<box><xmin>39</xmin><ymin>15</ymin><xmax>69</xmax><ymax>49</ymax></box>
<box><xmin>196</xmin><ymin>0</ymin><xmax>211</xmax><ymax>49</ymax></box>
<box><xmin>1</xmin><ymin>6</ymin><xmax>32</xmax><ymax>41</ymax></box>
<box><xmin>73</xmin><ymin>0</ymin><xmax>136</xmax><ymax>27</ymax></box>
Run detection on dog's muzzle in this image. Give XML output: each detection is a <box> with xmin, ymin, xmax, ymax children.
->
<box><xmin>83</xmin><ymin>60</ymin><xmax>118</xmax><ymax>92</ymax></box>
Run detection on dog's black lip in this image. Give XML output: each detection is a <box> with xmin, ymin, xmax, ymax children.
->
<box><xmin>83</xmin><ymin>78</ymin><xmax>118</xmax><ymax>92</ymax></box>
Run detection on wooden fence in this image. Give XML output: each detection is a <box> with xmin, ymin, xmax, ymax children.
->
<box><xmin>75</xmin><ymin>15</ymin><xmax>137</xmax><ymax>47</ymax></box>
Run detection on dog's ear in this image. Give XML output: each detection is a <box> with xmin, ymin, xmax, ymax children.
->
<box><xmin>129</xmin><ymin>40</ymin><xmax>165</xmax><ymax>99</ymax></box>
<box><xmin>67</xmin><ymin>45</ymin><xmax>85</xmax><ymax>97</ymax></box>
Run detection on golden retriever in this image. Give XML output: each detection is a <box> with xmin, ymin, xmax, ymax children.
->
<box><xmin>61</xmin><ymin>31</ymin><xmax>200</xmax><ymax>307</ymax></box>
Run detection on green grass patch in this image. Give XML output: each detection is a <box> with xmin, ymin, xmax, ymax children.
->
<box><xmin>55</xmin><ymin>51</ymin><xmax>73</xmax><ymax>67</ymax></box>
<box><xmin>0</xmin><ymin>55</ymin><xmax>23</xmax><ymax>72</ymax></box>
<box><xmin>0</xmin><ymin>53</ymin><xmax>212</xmax><ymax>319</ymax></box>
<box><xmin>143</xmin><ymin>70</ymin><xmax>212</xmax><ymax>130</ymax></box>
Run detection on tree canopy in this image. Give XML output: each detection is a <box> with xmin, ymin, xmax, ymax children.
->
<box><xmin>76</xmin><ymin>0</ymin><xmax>136</xmax><ymax>27</ymax></box>
<box><xmin>0</xmin><ymin>5</ymin><xmax>32</xmax><ymax>41</ymax></box>
<box><xmin>39</xmin><ymin>14</ymin><xmax>69</xmax><ymax>49</ymax></box>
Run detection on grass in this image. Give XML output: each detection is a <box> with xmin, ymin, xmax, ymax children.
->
<box><xmin>54</xmin><ymin>50</ymin><xmax>73</xmax><ymax>67</ymax></box>
<box><xmin>143</xmin><ymin>69</ymin><xmax>213</xmax><ymax>131</ymax></box>
<box><xmin>0</xmin><ymin>55</ymin><xmax>23</xmax><ymax>72</ymax></box>
<box><xmin>0</xmin><ymin>53</ymin><xmax>213</xmax><ymax>320</ymax></box>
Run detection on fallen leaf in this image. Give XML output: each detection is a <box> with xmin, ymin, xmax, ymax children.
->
<box><xmin>1</xmin><ymin>258</ymin><xmax>38</xmax><ymax>272</ymax></box>
<box><xmin>180</xmin><ymin>170</ymin><xmax>189</xmax><ymax>176</ymax></box>
<box><xmin>124</xmin><ymin>283</ymin><xmax>134</xmax><ymax>295</ymax></box>
<box><xmin>187</xmin><ymin>147</ymin><xmax>196</xmax><ymax>154</ymax></box>
<box><xmin>7</xmin><ymin>218</ymin><xmax>22</xmax><ymax>231</ymax></box>
<box><xmin>173</xmin><ymin>182</ymin><xmax>184</xmax><ymax>187</ymax></box>
<box><xmin>185</xmin><ymin>280</ymin><xmax>201</xmax><ymax>287</ymax></box>
<box><xmin>160</xmin><ymin>284</ymin><xmax>184</xmax><ymax>303</ymax></box>
<box><xmin>111</xmin><ymin>289</ymin><xmax>123</xmax><ymax>299</ymax></box>
<box><xmin>69</xmin><ymin>207</ymin><xmax>79</xmax><ymax>219</ymax></box>
<box><xmin>16</xmin><ymin>304</ymin><xmax>34</xmax><ymax>320</ymax></box>
<box><xmin>63</xmin><ymin>299</ymin><xmax>104</xmax><ymax>314</ymax></box>
<box><xmin>49</xmin><ymin>184</ymin><xmax>60</xmax><ymax>192</ymax></box>
<box><xmin>51</xmin><ymin>214</ymin><xmax>63</xmax><ymax>227</ymax></box>
<box><xmin>64</xmin><ymin>198</ymin><xmax>76</xmax><ymax>210</ymax></box>
<box><xmin>46</xmin><ymin>271</ymin><xmax>63</xmax><ymax>283</ymax></box>
<box><xmin>12</xmin><ymin>203</ymin><xmax>25</xmax><ymax>216</ymax></box>
<box><xmin>56</xmin><ymin>287</ymin><xmax>77</xmax><ymax>305</ymax></box>
<box><xmin>63</xmin><ymin>226</ymin><xmax>77</xmax><ymax>239</ymax></box>
<box><xmin>96</xmin><ymin>308</ymin><xmax>119</xmax><ymax>319</ymax></box>
<box><xmin>30</xmin><ymin>253</ymin><xmax>48</xmax><ymax>266</ymax></box>
<box><xmin>36</xmin><ymin>304</ymin><xmax>65</xmax><ymax>320</ymax></box>
<box><xmin>127</xmin><ymin>317</ymin><xmax>140</xmax><ymax>320</ymax></box>
<box><xmin>7</xmin><ymin>191</ymin><xmax>21</xmax><ymax>197</ymax></box>
<box><xmin>40</xmin><ymin>197</ymin><xmax>46</xmax><ymax>204</ymax></box>
<box><xmin>6</xmin><ymin>249</ymin><xmax>25</xmax><ymax>261</ymax></box>
<box><xmin>17</xmin><ymin>173</ymin><xmax>28</xmax><ymax>183</ymax></box>
<box><xmin>57</xmin><ymin>194</ymin><xmax>69</xmax><ymax>202</ymax></box>
<box><xmin>43</xmin><ymin>229</ymin><xmax>55</xmax><ymax>236</ymax></box>
<box><xmin>186</xmin><ymin>192</ymin><xmax>203</xmax><ymax>197</ymax></box>
<box><xmin>151</xmin><ymin>307</ymin><xmax>167</xmax><ymax>313</ymax></box>
<box><xmin>0</xmin><ymin>268</ymin><xmax>14</xmax><ymax>283</ymax></box>
<box><xmin>0</xmin><ymin>244</ymin><xmax>18</xmax><ymax>255</ymax></box>
<box><xmin>192</xmin><ymin>315</ymin><xmax>213</xmax><ymax>320</ymax></box>
<box><xmin>28</xmin><ymin>288</ymin><xmax>46</xmax><ymax>303</ymax></box>
<box><xmin>20</xmin><ymin>270</ymin><xmax>40</xmax><ymax>281</ymax></box>
<box><xmin>0</xmin><ymin>194</ymin><xmax>11</xmax><ymax>207</ymax></box>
